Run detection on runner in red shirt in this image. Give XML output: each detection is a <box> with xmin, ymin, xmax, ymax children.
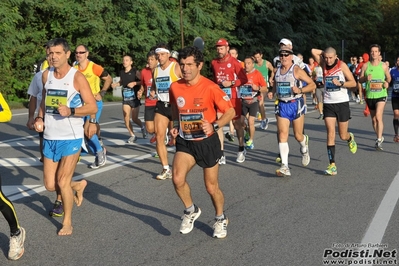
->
<box><xmin>211</xmin><ymin>38</ymin><xmax>248</xmax><ymax>164</ymax></box>
<box><xmin>170</xmin><ymin>46</ymin><xmax>234</xmax><ymax>238</ymax></box>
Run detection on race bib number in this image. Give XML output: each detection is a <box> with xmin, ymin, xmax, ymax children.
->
<box><xmin>393</xmin><ymin>81</ymin><xmax>399</xmax><ymax>93</ymax></box>
<box><xmin>122</xmin><ymin>87</ymin><xmax>136</xmax><ymax>101</ymax></box>
<box><xmin>369</xmin><ymin>79</ymin><xmax>383</xmax><ymax>92</ymax></box>
<box><xmin>222</xmin><ymin>87</ymin><xmax>232</xmax><ymax>99</ymax></box>
<box><xmin>45</xmin><ymin>89</ymin><xmax>67</xmax><ymax>114</ymax></box>
<box><xmin>276</xmin><ymin>82</ymin><xmax>291</xmax><ymax>98</ymax></box>
<box><xmin>179</xmin><ymin>113</ymin><xmax>206</xmax><ymax>140</ymax></box>
<box><xmin>239</xmin><ymin>85</ymin><xmax>254</xmax><ymax>100</ymax></box>
<box><xmin>155</xmin><ymin>76</ymin><xmax>170</xmax><ymax>94</ymax></box>
<box><xmin>325</xmin><ymin>76</ymin><xmax>340</xmax><ymax>92</ymax></box>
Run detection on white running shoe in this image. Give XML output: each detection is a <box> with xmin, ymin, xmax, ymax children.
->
<box><xmin>219</xmin><ymin>155</ymin><xmax>226</xmax><ymax>165</ymax></box>
<box><xmin>8</xmin><ymin>227</ymin><xmax>25</xmax><ymax>261</ymax></box>
<box><xmin>156</xmin><ymin>168</ymin><xmax>172</xmax><ymax>180</ymax></box>
<box><xmin>276</xmin><ymin>164</ymin><xmax>291</xmax><ymax>177</ymax></box>
<box><xmin>236</xmin><ymin>150</ymin><xmax>246</xmax><ymax>163</ymax></box>
<box><xmin>213</xmin><ymin>217</ymin><xmax>228</xmax><ymax>238</ymax></box>
<box><xmin>180</xmin><ymin>206</ymin><xmax>201</xmax><ymax>234</ymax></box>
<box><xmin>300</xmin><ymin>135</ymin><xmax>310</xmax><ymax>166</ymax></box>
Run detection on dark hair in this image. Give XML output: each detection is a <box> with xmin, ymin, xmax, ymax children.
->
<box><xmin>124</xmin><ymin>53</ymin><xmax>133</xmax><ymax>61</ymax></box>
<box><xmin>156</xmin><ymin>42</ymin><xmax>170</xmax><ymax>51</ymax></box>
<box><xmin>244</xmin><ymin>55</ymin><xmax>255</xmax><ymax>62</ymax></box>
<box><xmin>47</xmin><ymin>38</ymin><xmax>71</xmax><ymax>53</ymax></box>
<box><xmin>369</xmin><ymin>44</ymin><xmax>381</xmax><ymax>52</ymax></box>
<box><xmin>178</xmin><ymin>46</ymin><xmax>204</xmax><ymax>66</ymax></box>
<box><xmin>253</xmin><ymin>49</ymin><xmax>263</xmax><ymax>56</ymax></box>
<box><xmin>230</xmin><ymin>47</ymin><xmax>238</xmax><ymax>53</ymax></box>
<box><xmin>147</xmin><ymin>50</ymin><xmax>156</xmax><ymax>58</ymax></box>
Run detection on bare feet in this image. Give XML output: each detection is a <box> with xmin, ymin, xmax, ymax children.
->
<box><xmin>74</xmin><ymin>180</ymin><xmax>87</xmax><ymax>207</ymax></box>
<box><xmin>58</xmin><ymin>225</ymin><xmax>73</xmax><ymax>236</ymax></box>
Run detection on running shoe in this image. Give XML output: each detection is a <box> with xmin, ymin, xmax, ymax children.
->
<box><xmin>363</xmin><ymin>107</ymin><xmax>370</xmax><ymax>117</ymax></box>
<box><xmin>260</xmin><ymin>118</ymin><xmax>269</xmax><ymax>130</ymax></box>
<box><xmin>49</xmin><ymin>200</ymin><xmax>64</xmax><ymax>217</ymax></box>
<box><xmin>324</xmin><ymin>164</ymin><xmax>337</xmax><ymax>176</ymax></box>
<box><xmin>225</xmin><ymin>132</ymin><xmax>235</xmax><ymax>142</ymax></box>
<box><xmin>257</xmin><ymin>112</ymin><xmax>262</xmax><ymax>121</ymax></box>
<box><xmin>99</xmin><ymin>138</ymin><xmax>104</xmax><ymax>147</ymax></box>
<box><xmin>89</xmin><ymin>148</ymin><xmax>107</xmax><ymax>169</ymax></box>
<box><xmin>318</xmin><ymin>114</ymin><xmax>324</xmax><ymax>120</ymax></box>
<box><xmin>276</xmin><ymin>156</ymin><xmax>282</xmax><ymax>164</ymax></box>
<box><xmin>359</xmin><ymin>100</ymin><xmax>364</xmax><ymax>104</ymax></box>
<box><xmin>348</xmin><ymin>132</ymin><xmax>357</xmax><ymax>154</ymax></box>
<box><xmin>150</xmin><ymin>134</ymin><xmax>157</xmax><ymax>143</ymax></box>
<box><xmin>245</xmin><ymin>139</ymin><xmax>254</xmax><ymax>150</ymax></box>
<box><xmin>300</xmin><ymin>135</ymin><xmax>310</xmax><ymax>166</ymax></box>
<box><xmin>394</xmin><ymin>135</ymin><xmax>399</xmax><ymax>143</ymax></box>
<box><xmin>213</xmin><ymin>217</ymin><xmax>228</xmax><ymax>239</ymax></box>
<box><xmin>276</xmin><ymin>164</ymin><xmax>291</xmax><ymax>177</ymax></box>
<box><xmin>127</xmin><ymin>135</ymin><xmax>137</xmax><ymax>143</ymax></box>
<box><xmin>167</xmin><ymin>135</ymin><xmax>174</xmax><ymax>146</ymax></box>
<box><xmin>164</xmin><ymin>134</ymin><xmax>169</xmax><ymax>145</ymax></box>
<box><xmin>152</xmin><ymin>152</ymin><xmax>159</xmax><ymax>158</ymax></box>
<box><xmin>8</xmin><ymin>227</ymin><xmax>25</xmax><ymax>261</ymax></box>
<box><xmin>236</xmin><ymin>150</ymin><xmax>246</xmax><ymax>163</ymax></box>
<box><xmin>219</xmin><ymin>155</ymin><xmax>226</xmax><ymax>165</ymax></box>
<box><xmin>156</xmin><ymin>168</ymin><xmax>172</xmax><ymax>180</ymax></box>
<box><xmin>141</xmin><ymin>127</ymin><xmax>147</xmax><ymax>139</ymax></box>
<box><xmin>180</xmin><ymin>205</ymin><xmax>201</xmax><ymax>234</ymax></box>
<box><xmin>375</xmin><ymin>137</ymin><xmax>384</xmax><ymax>151</ymax></box>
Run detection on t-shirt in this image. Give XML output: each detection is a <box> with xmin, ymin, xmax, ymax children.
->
<box><xmin>141</xmin><ymin>67</ymin><xmax>157</xmax><ymax>106</ymax></box>
<box><xmin>0</xmin><ymin>92</ymin><xmax>12</xmax><ymax>122</ymax></box>
<box><xmin>240</xmin><ymin>69</ymin><xmax>266</xmax><ymax>104</ymax></box>
<box><xmin>120</xmin><ymin>68</ymin><xmax>140</xmax><ymax>102</ymax></box>
<box><xmin>170</xmin><ymin>76</ymin><xmax>233</xmax><ymax>141</ymax></box>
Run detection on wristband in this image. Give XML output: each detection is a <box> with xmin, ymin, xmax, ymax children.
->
<box><xmin>70</xmin><ymin>108</ymin><xmax>75</xmax><ymax>116</ymax></box>
<box><xmin>173</xmin><ymin>120</ymin><xmax>179</xmax><ymax>128</ymax></box>
<box><xmin>35</xmin><ymin>116</ymin><xmax>44</xmax><ymax>121</ymax></box>
<box><xmin>89</xmin><ymin>118</ymin><xmax>97</xmax><ymax>124</ymax></box>
<box><xmin>212</xmin><ymin>122</ymin><xmax>220</xmax><ymax>131</ymax></box>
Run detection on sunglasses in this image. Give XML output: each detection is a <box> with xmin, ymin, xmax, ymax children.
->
<box><xmin>279</xmin><ymin>53</ymin><xmax>291</xmax><ymax>57</ymax></box>
<box><xmin>75</xmin><ymin>51</ymin><xmax>87</xmax><ymax>54</ymax></box>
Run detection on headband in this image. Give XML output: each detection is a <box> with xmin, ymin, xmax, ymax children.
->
<box><xmin>155</xmin><ymin>48</ymin><xmax>170</xmax><ymax>54</ymax></box>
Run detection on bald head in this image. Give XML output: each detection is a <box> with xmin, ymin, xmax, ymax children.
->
<box><xmin>324</xmin><ymin>47</ymin><xmax>338</xmax><ymax>66</ymax></box>
<box><xmin>325</xmin><ymin>47</ymin><xmax>337</xmax><ymax>55</ymax></box>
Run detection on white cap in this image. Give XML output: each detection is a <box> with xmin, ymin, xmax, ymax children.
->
<box><xmin>279</xmin><ymin>38</ymin><xmax>293</xmax><ymax>46</ymax></box>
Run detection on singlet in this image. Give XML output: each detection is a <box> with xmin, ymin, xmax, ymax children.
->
<box><xmin>364</xmin><ymin>62</ymin><xmax>387</xmax><ymax>99</ymax></box>
<box><xmin>254</xmin><ymin>60</ymin><xmax>269</xmax><ymax>86</ymax></box>
<box><xmin>43</xmin><ymin>67</ymin><xmax>84</xmax><ymax>140</ymax></box>
<box><xmin>141</xmin><ymin>67</ymin><xmax>157</xmax><ymax>106</ymax></box>
<box><xmin>390</xmin><ymin>67</ymin><xmax>399</xmax><ymax>98</ymax></box>
<box><xmin>211</xmin><ymin>55</ymin><xmax>248</xmax><ymax>99</ymax></box>
<box><xmin>170</xmin><ymin>76</ymin><xmax>233</xmax><ymax>141</ymax></box>
<box><xmin>323</xmin><ymin>60</ymin><xmax>349</xmax><ymax>104</ymax></box>
<box><xmin>0</xmin><ymin>92</ymin><xmax>12</xmax><ymax>122</ymax></box>
<box><xmin>274</xmin><ymin>64</ymin><xmax>302</xmax><ymax>101</ymax></box>
<box><xmin>240</xmin><ymin>69</ymin><xmax>266</xmax><ymax>104</ymax></box>
<box><xmin>120</xmin><ymin>68</ymin><xmax>139</xmax><ymax>102</ymax></box>
<box><xmin>27</xmin><ymin>70</ymin><xmax>45</xmax><ymax>114</ymax></box>
<box><xmin>153</xmin><ymin>62</ymin><xmax>179</xmax><ymax>103</ymax></box>
<box><xmin>74</xmin><ymin>61</ymin><xmax>104</xmax><ymax>95</ymax></box>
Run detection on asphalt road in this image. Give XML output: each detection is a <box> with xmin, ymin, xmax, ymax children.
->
<box><xmin>0</xmin><ymin>97</ymin><xmax>398</xmax><ymax>266</ymax></box>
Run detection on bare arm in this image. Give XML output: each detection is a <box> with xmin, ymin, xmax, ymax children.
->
<box><xmin>293</xmin><ymin>66</ymin><xmax>316</xmax><ymax>94</ymax></box>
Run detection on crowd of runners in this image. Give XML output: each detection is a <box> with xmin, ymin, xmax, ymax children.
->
<box><xmin>0</xmin><ymin>36</ymin><xmax>396</xmax><ymax>260</ymax></box>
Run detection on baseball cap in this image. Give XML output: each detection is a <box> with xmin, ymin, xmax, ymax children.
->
<box><xmin>279</xmin><ymin>38</ymin><xmax>293</xmax><ymax>46</ymax></box>
<box><xmin>215</xmin><ymin>38</ymin><xmax>229</xmax><ymax>46</ymax></box>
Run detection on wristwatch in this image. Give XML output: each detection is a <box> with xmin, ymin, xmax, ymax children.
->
<box><xmin>231</xmin><ymin>80</ymin><xmax>235</xmax><ymax>87</ymax></box>
<box><xmin>89</xmin><ymin>118</ymin><xmax>97</xmax><ymax>124</ymax></box>
<box><xmin>339</xmin><ymin>81</ymin><xmax>345</xmax><ymax>87</ymax></box>
<box><xmin>212</xmin><ymin>123</ymin><xmax>220</xmax><ymax>131</ymax></box>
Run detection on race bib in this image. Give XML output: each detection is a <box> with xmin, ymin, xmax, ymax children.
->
<box><xmin>179</xmin><ymin>113</ymin><xmax>206</xmax><ymax>140</ymax></box>
<box><xmin>222</xmin><ymin>87</ymin><xmax>232</xmax><ymax>99</ymax></box>
<box><xmin>276</xmin><ymin>82</ymin><xmax>291</xmax><ymax>98</ymax></box>
<box><xmin>239</xmin><ymin>85</ymin><xmax>254</xmax><ymax>100</ymax></box>
<box><xmin>122</xmin><ymin>87</ymin><xmax>136</xmax><ymax>101</ymax></box>
<box><xmin>155</xmin><ymin>76</ymin><xmax>171</xmax><ymax>94</ymax></box>
<box><xmin>393</xmin><ymin>81</ymin><xmax>399</xmax><ymax>93</ymax></box>
<box><xmin>369</xmin><ymin>79</ymin><xmax>383</xmax><ymax>92</ymax></box>
<box><xmin>325</xmin><ymin>76</ymin><xmax>340</xmax><ymax>92</ymax></box>
<box><xmin>45</xmin><ymin>89</ymin><xmax>67</xmax><ymax>114</ymax></box>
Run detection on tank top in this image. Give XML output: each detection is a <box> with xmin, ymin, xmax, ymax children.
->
<box><xmin>390</xmin><ymin>67</ymin><xmax>399</xmax><ymax>98</ymax></box>
<box><xmin>274</xmin><ymin>64</ymin><xmax>302</xmax><ymax>101</ymax></box>
<box><xmin>254</xmin><ymin>60</ymin><xmax>269</xmax><ymax>85</ymax></box>
<box><xmin>43</xmin><ymin>67</ymin><xmax>84</xmax><ymax>140</ymax></box>
<box><xmin>365</xmin><ymin>62</ymin><xmax>387</xmax><ymax>99</ymax></box>
<box><xmin>323</xmin><ymin>60</ymin><xmax>349</xmax><ymax>104</ymax></box>
<box><xmin>153</xmin><ymin>62</ymin><xmax>179</xmax><ymax>102</ymax></box>
<box><xmin>74</xmin><ymin>61</ymin><xmax>102</xmax><ymax>95</ymax></box>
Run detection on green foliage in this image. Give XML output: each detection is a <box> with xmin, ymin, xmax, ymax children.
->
<box><xmin>0</xmin><ymin>0</ymin><xmax>396</xmax><ymax>101</ymax></box>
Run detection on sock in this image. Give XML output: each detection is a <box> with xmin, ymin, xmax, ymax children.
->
<box><xmin>299</xmin><ymin>135</ymin><xmax>307</xmax><ymax>153</ymax></box>
<box><xmin>215</xmin><ymin>213</ymin><xmax>225</xmax><ymax>220</ymax></box>
<box><xmin>10</xmin><ymin>229</ymin><xmax>21</xmax><ymax>237</ymax></box>
<box><xmin>393</xmin><ymin>119</ymin><xmax>399</xmax><ymax>135</ymax></box>
<box><xmin>163</xmin><ymin>165</ymin><xmax>169</xmax><ymax>170</ymax></box>
<box><xmin>347</xmin><ymin>135</ymin><xmax>352</xmax><ymax>143</ymax></box>
<box><xmin>327</xmin><ymin>145</ymin><xmax>335</xmax><ymax>164</ymax></box>
<box><xmin>185</xmin><ymin>204</ymin><xmax>195</xmax><ymax>213</ymax></box>
<box><xmin>279</xmin><ymin>142</ymin><xmax>289</xmax><ymax>166</ymax></box>
<box><xmin>238</xmin><ymin>146</ymin><xmax>245</xmax><ymax>152</ymax></box>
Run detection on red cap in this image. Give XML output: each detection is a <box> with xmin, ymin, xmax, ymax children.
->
<box><xmin>215</xmin><ymin>38</ymin><xmax>229</xmax><ymax>46</ymax></box>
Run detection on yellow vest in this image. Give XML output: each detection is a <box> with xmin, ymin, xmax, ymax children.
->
<box><xmin>74</xmin><ymin>61</ymin><xmax>101</xmax><ymax>95</ymax></box>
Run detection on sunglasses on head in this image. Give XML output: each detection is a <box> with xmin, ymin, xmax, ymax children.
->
<box><xmin>279</xmin><ymin>53</ymin><xmax>291</xmax><ymax>57</ymax></box>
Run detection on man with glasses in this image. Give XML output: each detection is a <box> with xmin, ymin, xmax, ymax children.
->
<box><xmin>74</xmin><ymin>44</ymin><xmax>112</xmax><ymax>169</ymax></box>
<box><xmin>267</xmin><ymin>46</ymin><xmax>315</xmax><ymax>177</ymax></box>
<box><xmin>358</xmin><ymin>44</ymin><xmax>391</xmax><ymax>150</ymax></box>
<box><xmin>152</xmin><ymin>43</ymin><xmax>183</xmax><ymax>180</ymax></box>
